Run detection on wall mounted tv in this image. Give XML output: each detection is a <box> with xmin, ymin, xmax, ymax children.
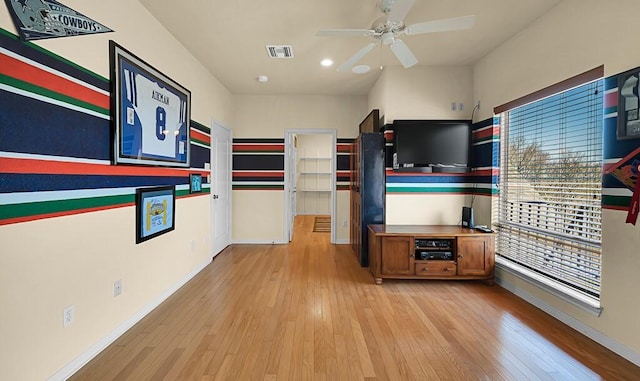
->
<box><xmin>393</xmin><ymin>119</ymin><xmax>471</xmax><ymax>173</ymax></box>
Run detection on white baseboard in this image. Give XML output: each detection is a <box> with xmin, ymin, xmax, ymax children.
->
<box><xmin>48</xmin><ymin>258</ymin><xmax>213</xmax><ymax>381</ymax></box>
<box><xmin>496</xmin><ymin>275</ymin><xmax>640</xmax><ymax>367</ymax></box>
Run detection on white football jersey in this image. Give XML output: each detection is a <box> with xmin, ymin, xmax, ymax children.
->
<box><xmin>124</xmin><ymin>69</ymin><xmax>186</xmax><ymax>158</ymax></box>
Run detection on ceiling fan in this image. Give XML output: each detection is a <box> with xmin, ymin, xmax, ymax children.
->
<box><xmin>317</xmin><ymin>0</ymin><xmax>476</xmax><ymax>71</ymax></box>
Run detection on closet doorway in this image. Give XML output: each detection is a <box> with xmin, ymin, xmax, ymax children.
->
<box><xmin>284</xmin><ymin>129</ymin><xmax>337</xmax><ymax>243</ymax></box>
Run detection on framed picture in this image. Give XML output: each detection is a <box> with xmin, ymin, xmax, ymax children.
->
<box><xmin>135</xmin><ymin>185</ymin><xmax>176</xmax><ymax>244</ymax></box>
<box><xmin>617</xmin><ymin>66</ymin><xmax>640</xmax><ymax>140</ymax></box>
<box><xmin>189</xmin><ymin>173</ymin><xmax>202</xmax><ymax>193</ymax></box>
<box><xmin>110</xmin><ymin>40</ymin><xmax>191</xmax><ymax>167</ymax></box>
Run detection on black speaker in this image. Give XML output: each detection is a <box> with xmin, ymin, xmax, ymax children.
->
<box><xmin>462</xmin><ymin>206</ymin><xmax>474</xmax><ymax>228</ymax></box>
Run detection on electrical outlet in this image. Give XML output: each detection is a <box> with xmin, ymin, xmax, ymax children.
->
<box><xmin>63</xmin><ymin>305</ymin><xmax>75</xmax><ymax>327</ymax></box>
<box><xmin>114</xmin><ymin>279</ymin><xmax>122</xmax><ymax>297</ymax></box>
<box><xmin>342</xmin><ymin>220</ymin><xmax>347</xmax><ymax>227</ymax></box>
<box><xmin>458</xmin><ymin>103</ymin><xmax>464</xmax><ymax>111</ymax></box>
<box><xmin>451</xmin><ymin>102</ymin><xmax>457</xmax><ymax>111</ymax></box>
<box><xmin>190</xmin><ymin>240</ymin><xmax>196</xmax><ymax>252</ymax></box>
<box><xmin>477</xmin><ymin>100</ymin><xmax>481</xmax><ymax>110</ymax></box>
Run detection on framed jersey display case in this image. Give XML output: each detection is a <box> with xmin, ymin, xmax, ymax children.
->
<box><xmin>618</xmin><ymin>66</ymin><xmax>640</xmax><ymax>140</ymax></box>
<box><xmin>135</xmin><ymin>185</ymin><xmax>176</xmax><ymax>243</ymax></box>
<box><xmin>110</xmin><ymin>41</ymin><xmax>191</xmax><ymax>167</ymax></box>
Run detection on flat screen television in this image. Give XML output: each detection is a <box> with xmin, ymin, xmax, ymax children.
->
<box><xmin>393</xmin><ymin>119</ymin><xmax>471</xmax><ymax>172</ymax></box>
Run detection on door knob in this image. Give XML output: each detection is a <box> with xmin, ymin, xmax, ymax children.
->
<box><xmin>213</xmin><ymin>194</ymin><xmax>219</xmax><ymax>199</ymax></box>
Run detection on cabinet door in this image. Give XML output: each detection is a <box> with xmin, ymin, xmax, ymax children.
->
<box><xmin>350</xmin><ymin>193</ymin><xmax>361</xmax><ymax>255</ymax></box>
<box><xmin>381</xmin><ymin>236</ymin><xmax>414</xmax><ymax>275</ymax></box>
<box><xmin>457</xmin><ymin>236</ymin><xmax>495</xmax><ymax>276</ymax></box>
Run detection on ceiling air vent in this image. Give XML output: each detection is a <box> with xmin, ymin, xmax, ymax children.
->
<box><xmin>266</xmin><ymin>45</ymin><xmax>294</xmax><ymax>58</ymax></box>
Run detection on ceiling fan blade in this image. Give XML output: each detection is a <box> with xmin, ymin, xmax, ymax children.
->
<box><xmin>338</xmin><ymin>42</ymin><xmax>377</xmax><ymax>72</ymax></box>
<box><xmin>316</xmin><ymin>29</ymin><xmax>375</xmax><ymax>37</ymax></box>
<box><xmin>405</xmin><ymin>15</ymin><xmax>476</xmax><ymax>35</ymax></box>
<box><xmin>387</xmin><ymin>0</ymin><xmax>416</xmax><ymax>24</ymax></box>
<box><xmin>389</xmin><ymin>39</ymin><xmax>418</xmax><ymax>68</ymax></box>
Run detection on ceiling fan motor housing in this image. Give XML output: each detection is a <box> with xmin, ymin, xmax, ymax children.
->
<box><xmin>377</xmin><ymin>0</ymin><xmax>396</xmax><ymax>14</ymax></box>
<box><xmin>371</xmin><ymin>15</ymin><xmax>404</xmax><ymax>35</ymax></box>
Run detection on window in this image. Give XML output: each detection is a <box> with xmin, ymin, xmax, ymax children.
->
<box><xmin>494</xmin><ymin>68</ymin><xmax>603</xmax><ymax>305</ymax></box>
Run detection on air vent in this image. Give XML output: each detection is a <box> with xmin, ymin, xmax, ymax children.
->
<box><xmin>266</xmin><ymin>45</ymin><xmax>294</xmax><ymax>58</ymax></box>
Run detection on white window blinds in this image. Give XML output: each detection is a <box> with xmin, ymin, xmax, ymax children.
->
<box><xmin>497</xmin><ymin>78</ymin><xmax>603</xmax><ymax>299</ymax></box>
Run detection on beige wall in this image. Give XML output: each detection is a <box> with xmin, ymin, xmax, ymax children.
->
<box><xmin>369</xmin><ymin>66</ymin><xmax>474</xmax><ymax>123</ymax></box>
<box><xmin>232</xmin><ymin>191</ymin><xmax>286</xmax><ymax>243</ymax></box>
<box><xmin>386</xmin><ymin>194</ymin><xmax>472</xmax><ymax>225</ymax></box>
<box><xmin>232</xmin><ymin>94</ymin><xmax>366</xmax><ymax>138</ymax></box>
<box><xmin>473</xmin><ymin>0</ymin><xmax>640</xmax><ymax>356</ymax></box>
<box><xmin>0</xmin><ymin>1</ymin><xmax>231</xmax><ymax>380</ymax></box>
<box><xmin>231</xmin><ymin>94</ymin><xmax>366</xmax><ymax>243</ymax></box>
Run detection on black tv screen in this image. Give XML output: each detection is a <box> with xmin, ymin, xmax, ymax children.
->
<box><xmin>393</xmin><ymin>120</ymin><xmax>471</xmax><ymax>170</ymax></box>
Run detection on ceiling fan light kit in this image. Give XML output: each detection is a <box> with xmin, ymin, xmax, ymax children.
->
<box><xmin>352</xmin><ymin>65</ymin><xmax>371</xmax><ymax>74</ymax></box>
<box><xmin>317</xmin><ymin>0</ymin><xmax>476</xmax><ymax>71</ymax></box>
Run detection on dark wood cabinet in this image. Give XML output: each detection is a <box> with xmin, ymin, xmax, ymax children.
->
<box><xmin>457</xmin><ymin>236</ymin><xmax>494</xmax><ymax>276</ymax></box>
<box><xmin>368</xmin><ymin>225</ymin><xmax>495</xmax><ymax>284</ymax></box>
<box><xmin>381</xmin><ymin>236</ymin><xmax>414</xmax><ymax>275</ymax></box>
<box><xmin>350</xmin><ymin>110</ymin><xmax>385</xmax><ymax>267</ymax></box>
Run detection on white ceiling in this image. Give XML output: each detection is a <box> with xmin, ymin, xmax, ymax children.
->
<box><xmin>139</xmin><ymin>0</ymin><xmax>562</xmax><ymax>96</ymax></box>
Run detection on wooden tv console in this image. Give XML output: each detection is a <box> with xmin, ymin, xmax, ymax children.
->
<box><xmin>367</xmin><ymin>225</ymin><xmax>495</xmax><ymax>285</ymax></box>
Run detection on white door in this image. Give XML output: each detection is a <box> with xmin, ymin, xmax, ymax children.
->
<box><xmin>211</xmin><ymin>120</ymin><xmax>231</xmax><ymax>257</ymax></box>
<box><xmin>287</xmin><ymin>136</ymin><xmax>297</xmax><ymax>241</ymax></box>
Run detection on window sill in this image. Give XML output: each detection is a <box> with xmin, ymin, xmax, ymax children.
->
<box><xmin>495</xmin><ymin>257</ymin><xmax>602</xmax><ymax>317</ymax></box>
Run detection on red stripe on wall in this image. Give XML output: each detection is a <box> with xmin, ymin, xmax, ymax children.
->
<box><xmin>473</xmin><ymin>126</ymin><xmax>500</xmax><ymax>140</ymax></box>
<box><xmin>233</xmin><ymin>144</ymin><xmax>285</xmax><ymax>152</ymax></box>
<box><xmin>190</xmin><ymin>129</ymin><xmax>210</xmax><ymax>144</ymax></box>
<box><xmin>337</xmin><ymin>144</ymin><xmax>352</xmax><ymax>152</ymax></box>
<box><xmin>604</xmin><ymin>91</ymin><xmax>618</xmax><ymax>109</ymax></box>
<box><xmin>0</xmin><ymin>53</ymin><xmax>109</xmax><ymax>109</ymax></box>
<box><xmin>0</xmin><ymin>157</ymin><xmax>209</xmax><ymax>176</ymax></box>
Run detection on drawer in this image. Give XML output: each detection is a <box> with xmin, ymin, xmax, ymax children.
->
<box><xmin>415</xmin><ymin>261</ymin><xmax>456</xmax><ymax>277</ymax></box>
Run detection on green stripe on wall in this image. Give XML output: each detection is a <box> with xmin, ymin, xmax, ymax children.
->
<box><xmin>602</xmin><ymin>195</ymin><xmax>630</xmax><ymax>208</ymax></box>
<box><xmin>0</xmin><ymin>194</ymin><xmax>134</xmax><ymax>220</ymax></box>
<box><xmin>470</xmin><ymin>188</ymin><xmax>498</xmax><ymax>195</ymax></box>
<box><xmin>0</xmin><ymin>189</ymin><xmax>210</xmax><ymax>220</ymax></box>
<box><xmin>191</xmin><ymin>137</ymin><xmax>210</xmax><ymax>147</ymax></box>
<box><xmin>176</xmin><ymin>188</ymin><xmax>211</xmax><ymax>197</ymax></box>
<box><xmin>0</xmin><ymin>74</ymin><xmax>109</xmax><ymax>116</ymax></box>
<box><xmin>191</xmin><ymin>120</ymin><xmax>211</xmax><ymax>133</ymax></box>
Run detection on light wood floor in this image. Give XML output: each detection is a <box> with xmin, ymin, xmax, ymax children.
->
<box><xmin>71</xmin><ymin>216</ymin><xmax>639</xmax><ymax>380</ymax></box>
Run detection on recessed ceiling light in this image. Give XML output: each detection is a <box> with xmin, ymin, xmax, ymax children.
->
<box><xmin>320</xmin><ymin>59</ymin><xmax>333</xmax><ymax>67</ymax></box>
<box><xmin>257</xmin><ymin>75</ymin><xmax>268</xmax><ymax>83</ymax></box>
<box><xmin>352</xmin><ymin>65</ymin><xmax>371</xmax><ymax>74</ymax></box>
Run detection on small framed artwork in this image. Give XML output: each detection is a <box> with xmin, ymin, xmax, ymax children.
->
<box><xmin>189</xmin><ymin>173</ymin><xmax>202</xmax><ymax>193</ymax></box>
<box><xmin>617</xmin><ymin>66</ymin><xmax>640</xmax><ymax>140</ymax></box>
<box><xmin>110</xmin><ymin>40</ymin><xmax>191</xmax><ymax>166</ymax></box>
<box><xmin>135</xmin><ymin>185</ymin><xmax>176</xmax><ymax>244</ymax></box>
